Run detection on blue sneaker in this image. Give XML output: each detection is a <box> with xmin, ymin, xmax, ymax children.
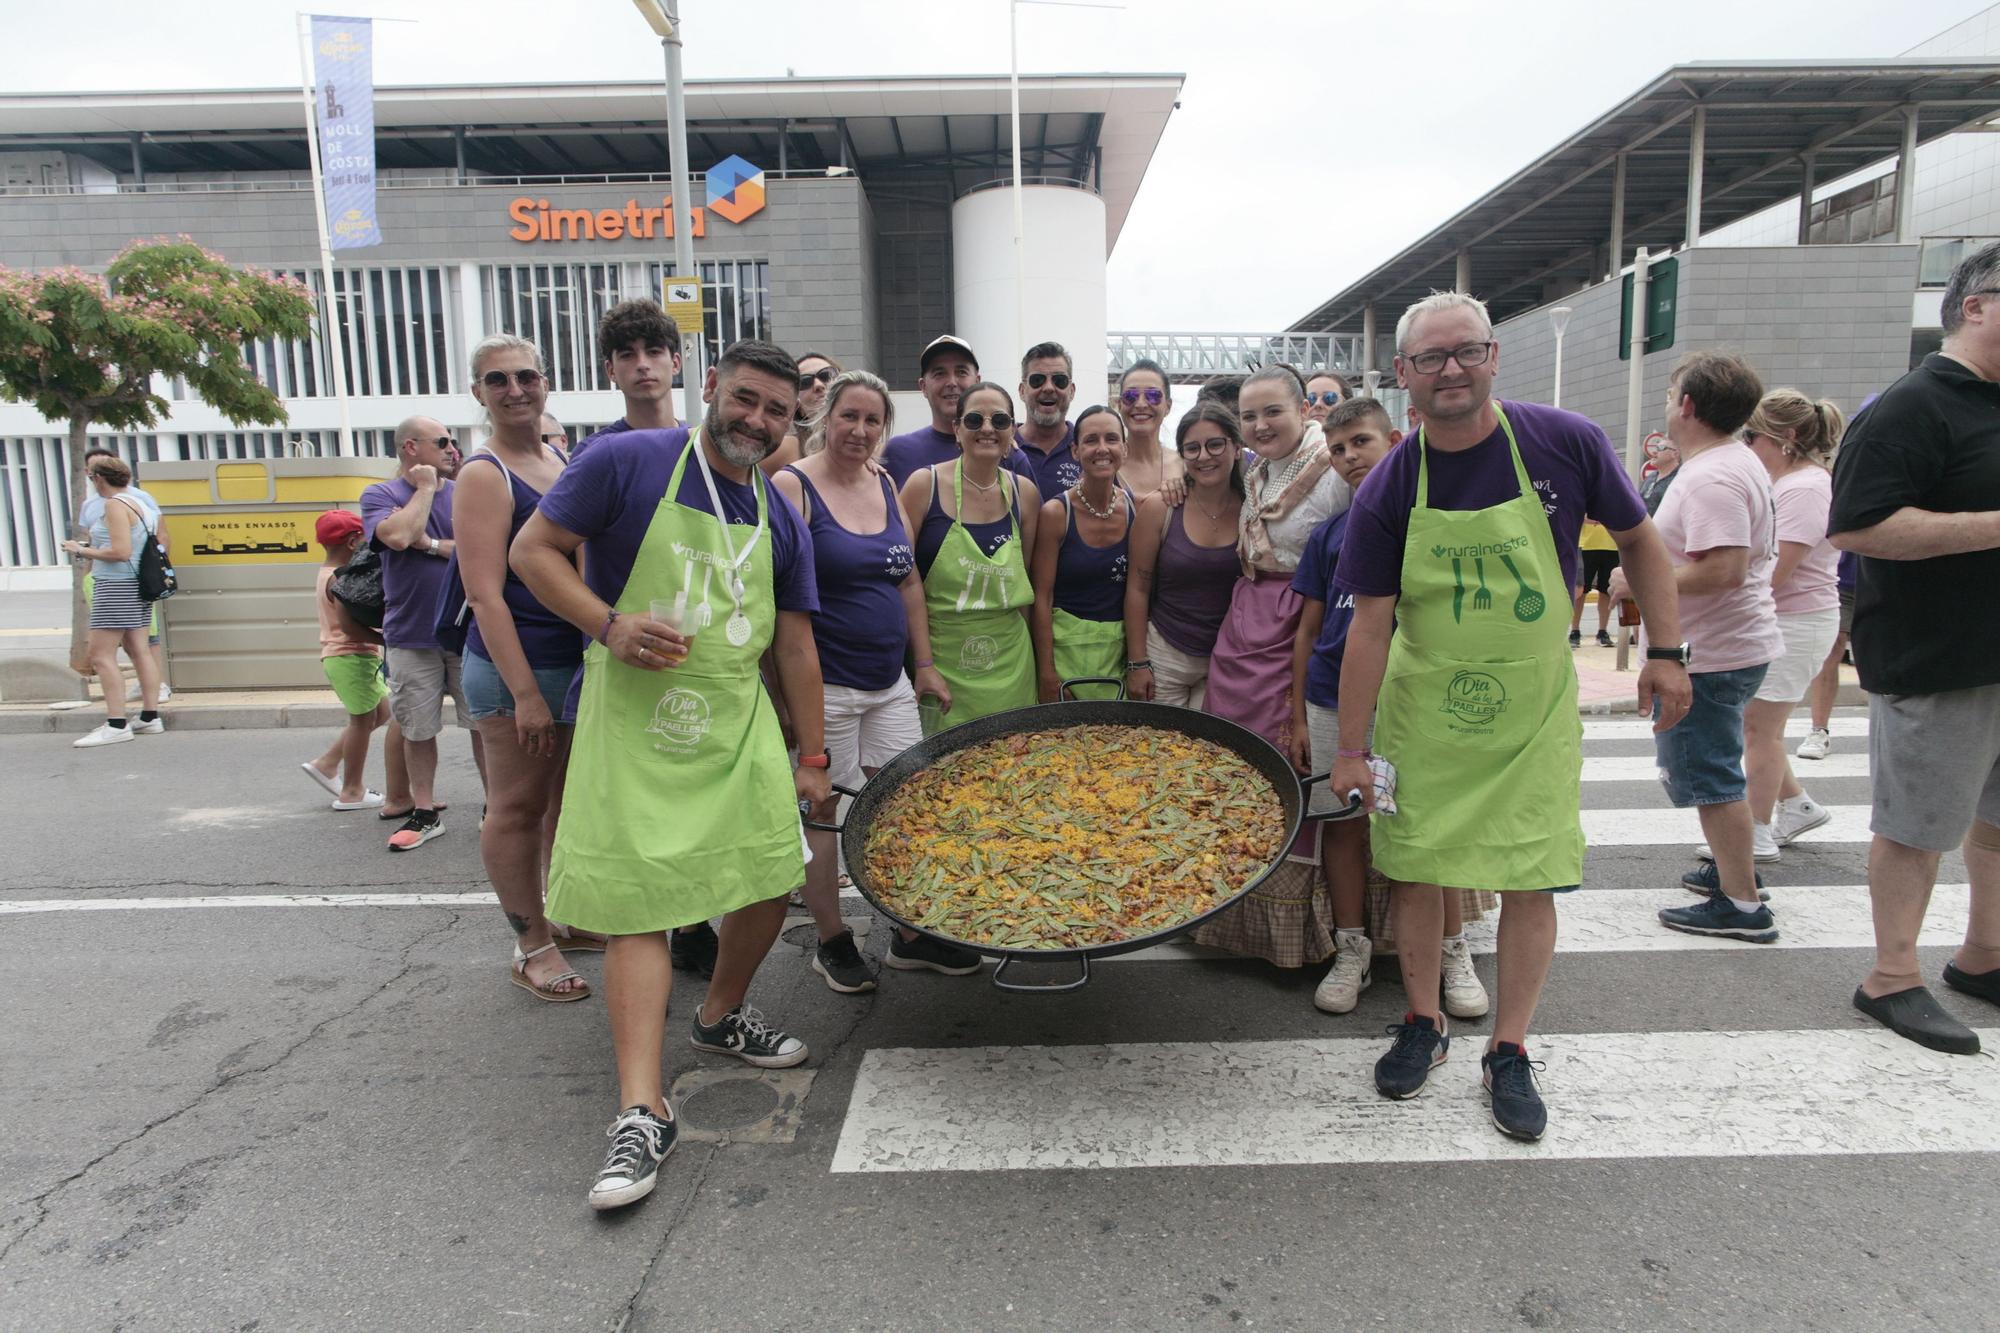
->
<box><xmin>1481</xmin><ymin>1042</ymin><xmax>1548</xmax><ymax>1141</ymax></box>
<box><xmin>1659</xmin><ymin>890</ymin><xmax>1779</xmax><ymax>943</ymax></box>
<box><xmin>1680</xmin><ymin>860</ymin><xmax>1769</xmax><ymax>901</ymax></box>
<box><xmin>1374</xmin><ymin>1013</ymin><xmax>1449</xmax><ymax>1099</ymax></box>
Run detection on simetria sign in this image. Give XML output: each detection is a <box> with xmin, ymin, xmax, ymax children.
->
<box><xmin>508</xmin><ymin>197</ymin><xmax>710</xmax><ymax>242</ymax></box>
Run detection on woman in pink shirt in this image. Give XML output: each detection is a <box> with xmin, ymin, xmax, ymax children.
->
<box><xmin>1740</xmin><ymin>390</ymin><xmax>1846</xmax><ymax>857</ymax></box>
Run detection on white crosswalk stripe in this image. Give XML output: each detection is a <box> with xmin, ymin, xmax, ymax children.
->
<box><xmin>1582</xmin><ymin>715</ymin><xmax>1868</xmax><ymax>742</ymax></box>
<box><xmin>1582</xmin><ymin>803</ymin><xmax>1871</xmax><ymax>845</ymax></box>
<box><xmin>1581</xmin><ymin>752</ymin><xmax>1870</xmax><ymax>782</ymax></box>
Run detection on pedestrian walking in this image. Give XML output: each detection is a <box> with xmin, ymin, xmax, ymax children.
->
<box><xmin>1123</xmin><ymin>403</ymin><xmax>1245</xmax><ymax>708</ymax></box>
<box><xmin>61</xmin><ymin>454</ymin><xmax>164</xmax><ymax>748</ymax></box>
<box><xmin>301</xmin><ymin>509</ymin><xmax>388</xmax><ymax>809</ymax></box>
<box><xmin>1031</xmin><ymin>405</ymin><xmax>1133</xmax><ymax>703</ymax></box>
<box><xmin>1333</xmin><ymin>291</ymin><xmax>1689</xmax><ymax>1141</ymax></box>
<box><xmin>1568</xmin><ymin>520</ymin><xmax>1618</xmax><ymax>648</ymax></box>
<box><xmin>1831</xmin><ymin>241</ymin><xmax>2000</xmax><ymax>1055</ymax></box>
<box><xmin>772</xmin><ymin>370</ymin><xmax>982</xmax><ymax>992</ymax></box>
<box><xmin>1797</xmin><ymin>549</ymin><xmax>1858</xmax><ymax>761</ymax></box>
<box><xmin>79</xmin><ymin>448</ymin><xmax>172</xmax><ymax>703</ymax></box>
<box><xmin>511</xmin><ymin>339</ymin><xmax>829</xmax><ymax>1209</ymax></box>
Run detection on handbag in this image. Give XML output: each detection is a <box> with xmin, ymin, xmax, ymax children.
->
<box><xmin>114</xmin><ymin>495</ymin><xmax>177</xmax><ymax>603</ymax></box>
<box><xmin>329</xmin><ymin>543</ymin><xmax>385</xmax><ymax>629</ymax></box>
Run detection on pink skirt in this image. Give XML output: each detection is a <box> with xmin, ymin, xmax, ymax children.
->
<box><xmin>1206</xmin><ymin>572</ymin><xmax>1315</xmax><ymax>866</ymax></box>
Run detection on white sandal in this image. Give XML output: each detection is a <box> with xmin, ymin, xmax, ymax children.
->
<box><xmin>548</xmin><ymin>922</ymin><xmax>610</xmax><ymax>952</ymax></box>
<box><xmin>511</xmin><ymin>942</ymin><xmax>590</xmax><ymax>1003</ymax></box>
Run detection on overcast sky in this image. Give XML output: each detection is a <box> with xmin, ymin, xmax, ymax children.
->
<box><xmin>9</xmin><ymin>0</ymin><xmax>1988</xmax><ymax>330</ymax></box>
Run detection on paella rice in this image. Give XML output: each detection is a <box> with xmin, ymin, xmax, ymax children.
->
<box><xmin>863</xmin><ymin>723</ymin><xmax>1287</xmax><ymax>950</ymax></box>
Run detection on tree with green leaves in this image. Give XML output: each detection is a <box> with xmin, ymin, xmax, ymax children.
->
<box><xmin>0</xmin><ymin>238</ymin><xmax>318</xmax><ymax>673</ymax></box>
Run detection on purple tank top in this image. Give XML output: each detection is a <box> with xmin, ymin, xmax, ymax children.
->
<box><xmin>1052</xmin><ymin>492</ymin><xmax>1132</xmax><ymax>623</ymax></box>
<box><xmin>1150</xmin><ymin>504</ymin><xmax>1240</xmax><ymax>656</ymax></box>
<box><xmin>788</xmin><ymin>466</ymin><xmax>915</xmax><ymax>691</ymax></box>
<box><xmin>915</xmin><ymin>466</ymin><xmax>1019</xmax><ymax>577</ymax></box>
<box><xmin>462</xmin><ymin>448</ymin><xmax>584</xmax><ymax>671</ymax></box>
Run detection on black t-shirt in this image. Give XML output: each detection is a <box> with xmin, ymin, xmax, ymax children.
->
<box><xmin>1829</xmin><ymin>353</ymin><xmax>2000</xmax><ymax>694</ymax></box>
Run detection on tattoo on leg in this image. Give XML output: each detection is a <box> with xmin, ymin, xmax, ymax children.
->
<box><xmin>504</xmin><ymin>911</ymin><xmax>532</xmax><ymax>935</ymax></box>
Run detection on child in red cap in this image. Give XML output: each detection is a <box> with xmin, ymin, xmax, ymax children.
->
<box><xmin>300</xmin><ymin>509</ymin><xmax>390</xmax><ymax>809</ymax></box>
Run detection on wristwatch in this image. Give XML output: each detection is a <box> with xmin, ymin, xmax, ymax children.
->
<box><xmin>426</xmin><ymin>536</ymin><xmax>441</xmax><ymax>555</ymax></box>
<box><xmin>1645</xmin><ymin>643</ymin><xmax>1693</xmax><ymax>666</ymax></box>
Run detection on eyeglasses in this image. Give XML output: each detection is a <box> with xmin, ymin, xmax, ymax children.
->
<box><xmin>1121</xmin><ymin>387</ymin><xmax>1164</xmax><ymax>407</ymax></box>
<box><xmin>480</xmin><ymin>368</ymin><xmax>545</xmax><ymax>389</ymax></box>
<box><xmin>959</xmin><ymin>411</ymin><xmax>1013</xmax><ymax>432</ymax></box>
<box><xmin>540</xmin><ymin>433</ymin><xmax>567</xmax><ymax>444</ymax></box>
<box><xmin>1401</xmin><ymin>342</ymin><xmax>1494</xmax><ymax>375</ymax></box>
<box><xmin>1026</xmin><ymin>371</ymin><xmax>1072</xmax><ymax>390</ymax></box>
<box><xmin>798</xmin><ymin>367</ymin><xmax>837</xmax><ymax>390</ymax></box>
<box><xmin>1308</xmin><ymin>391</ymin><xmax>1342</xmax><ymax>407</ymax></box>
<box><xmin>1178</xmin><ymin>436</ymin><xmax>1234</xmax><ymax>459</ymax></box>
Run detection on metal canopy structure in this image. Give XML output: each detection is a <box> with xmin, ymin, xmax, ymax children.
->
<box><xmin>0</xmin><ymin>72</ymin><xmax>1183</xmax><ymax>250</ymax></box>
<box><xmin>1290</xmin><ymin>60</ymin><xmax>2000</xmax><ymax>335</ymax></box>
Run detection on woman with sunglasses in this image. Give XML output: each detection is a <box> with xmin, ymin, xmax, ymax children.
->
<box><xmin>1187</xmin><ymin>367</ymin><xmax>1352</xmax><ymax>967</ymax></box>
<box><xmin>1030</xmin><ymin>405</ymin><xmax>1132</xmax><ymax>703</ymax></box>
<box><xmin>455</xmin><ymin>336</ymin><xmax>596</xmax><ymax>1001</ymax></box>
<box><xmin>1123</xmin><ymin>403</ymin><xmax>1246</xmax><ymax>708</ymax></box>
<box><xmin>762</xmin><ymin>351</ymin><xmax>843</xmax><ymax>476</ymax></box>
<box><xmin>1115</xmin><ymin>360</ymin><xmax>1185</xmax><ymax>503</ymax></box>
<box><xmin>1304</xmin><ymin>372</ymin><xmax>1351</xmax><ymax>428</ymax></box>
<box><xmin>899</xmin><ymin>382</ymin><xmax>1042</xmax><ymax>732</ymax></box>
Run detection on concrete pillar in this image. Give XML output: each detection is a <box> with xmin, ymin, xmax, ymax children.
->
<box><xmin>129</xmin><ymin>133</ymin><xmax>145</xmax><ymax>191</ymax></box>
<box><xmin>778</xmin><ymin>120</ymin><xmax>789</xmax><ymax>175</ymax></box>
<box><xmin>1797</xmin><ymin>152</ymin><xmax>1817</xmax><ymax>245</ymax></box>
<box><xmin>1454</xmin><ymin>250</ymin><xmax>1471</xmax><ymax>294</ymax></box>
<box><xmin>1361</xmin><ymin>303</ymin><xmax>1377</xmax><ymax>371</ymax></box>
<box><xmin>1896</xmin><ymin>106</ymin><xmax>1920</xmax><ymax>243</ymax></box>
<box><xmin>1607</xmin><ymin>151</ymin><xmax>1627</xmax><ymax>280</ymax></box>
<box><xmin>453</xmin><ymin>128</ymin><xmax>467</xmax><ymax>186</ymax></box>
<box><xmin>456</xmin><ymin>262</ymin><xmax>484</xmax><ymax>395</ymax></box>
<box><xmin>1685</xmin><ymin>104</ymin><xmax>1706</xmax><ymax>248</ymax></box>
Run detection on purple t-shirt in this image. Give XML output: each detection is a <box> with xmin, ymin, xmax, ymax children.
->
<box><xmin>537</xmin><ymin>427</ymin><xmax>817</xmax><ymax>621</ymax></box>
<box><xmin>1335</xmin><ymin>400</ymin><xmax>1646</xmax><ymax>601</ymax></box>
<box><xmin>569</xmin><ymin>417</ymin><xmax>631</xmax><ymax>459</ymax></box>
<box><xmin>360</xmin><ymin>476</ymin><xmax>455</xmax><ymax>651</ymax></box>
<box><xmin>882</xmin><ymin>425</ymin><xmax>1037</xmax><ymax>490</ymax></box>
<box><xmin>1290</xmin><ymin>510</ymin><xmax>1356</xmax><ymax>710</ymax></box>
<box><xmin>1016</xmin><ymin>422</ymin><xmax>1079</xmax><ymax>496</ymax></box>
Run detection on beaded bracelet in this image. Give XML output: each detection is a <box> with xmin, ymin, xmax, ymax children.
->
<box><xmin>1337</xmin><ymin>747</ymin><xmax>1373</xmax><ymax>759</ymax></box>
<box><xmin>598</xmin><ymin>610</ymin><xmax>620</xmax><ymax>645</ymax></box>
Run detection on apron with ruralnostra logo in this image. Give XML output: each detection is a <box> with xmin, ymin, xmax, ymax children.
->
<box><xmin>921</xmin><ymin>464</ymin><xmax>1036</xmax><ymax>733</ymax></box>
<box><xmin>1370</xmin><ymin>404</ymin><xmax>1585</xmax><ymax>891</ymax></box>
<box><xmin>545</xmin><ymin>429</ymin><xmax>803</xmax><ymax>933</ymax></box>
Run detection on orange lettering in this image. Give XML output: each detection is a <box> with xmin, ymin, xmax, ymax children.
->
<box><xmin>550</xmin><ymin>209</ymin><xmax>594</xmax><ymax>241</ymax></box>
<box><xmin>640</xmin><ymin>206</ymin><xmax>662</xmax><ymax>238</ymax></box>
<box><xmin>507</xmin><ymin>197</ymin><xmax>537</xmax><ymax>242</ymax></box>
<box><xmin>596</xmin><ymin>209</ymin><xmax>624</xmax><ymax>239</ymax></box>
<box><xmin>624</xmin><ymin>200</ymin><xmax>645</xmax><ymax>235</ymax></box>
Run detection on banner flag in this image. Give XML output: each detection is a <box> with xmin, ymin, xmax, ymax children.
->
<box><xmin>310</xmin><ymin>15</ymin><xmax>381</xmax><ymax>250</ymax></box>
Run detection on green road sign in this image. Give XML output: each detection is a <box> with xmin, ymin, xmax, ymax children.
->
<box><xmin>1619</xmin><ymin>256</ymin><xmax>1678</xmax><ymax>361</ymax></box>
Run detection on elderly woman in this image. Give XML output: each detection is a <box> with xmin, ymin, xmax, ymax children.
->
<box><xmin>773</xmin><ymin>371</ymin><xmax>981</xmax><ymax>992</ymax></box>
<box><xmin>455</xmin><ymin>334</ymin><xmax>594</xmax><ymax>1002</ymax></box>
<box><xmin>62</xmin><ymin>455</ymin><xmax>165</xmax><ymax>748</ymax></box>
<box><xmin>1030</xmin><ymin>405</ymin><xmax>1133</xmax><ymax>703</ymax></box>
<box><xmin>1189</xmin><ymin>367</ymin><xmax>1351</xmax><ymax>967</ymax></box>
<box><xmin>899</xmin><ymin>381</ymin><xmax>1042</xmax><ymax>731</ymax></box>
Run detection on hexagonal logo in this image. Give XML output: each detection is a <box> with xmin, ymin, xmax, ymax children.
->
<box><xmin>705</xmin><ymin>155</ymin><xmax>766</xmax><ymax>225</ymax></box>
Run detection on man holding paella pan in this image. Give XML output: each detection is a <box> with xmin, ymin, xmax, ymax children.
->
<box><xmin>1332</xmin><ymin>292</ymin><xmax>1692</xmax><ymax>1143</ymax></box>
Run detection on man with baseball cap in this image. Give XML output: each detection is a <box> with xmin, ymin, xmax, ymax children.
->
<box><xmin>881</xmin><ymin>335</ymin><xmax>1037</xmax><ymax>488</ymax></box>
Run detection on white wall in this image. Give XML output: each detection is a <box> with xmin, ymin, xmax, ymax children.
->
<box><xmin>952</xmin><ymin>184</ymin><xmax>1108</xmax><ymax>406</ymax></box>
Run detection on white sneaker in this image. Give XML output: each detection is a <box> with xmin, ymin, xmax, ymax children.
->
<box><xmin>1441</xmin><ymin>935</ymin><xmax>1491</xmax><ymax>1019</ymax></box>
<box><xmin>125</xmin><ymin>680</ymin><xmax>141</xmax><ymax>701</ymax></box>
<box><xmin>73</xmin><ymin>723</ymin><xmax>133</xmax><ymax>748</ymax></box>
<box><xmin>1795</xmin><ymin>727</ymin><xmax>1832</xmax><ymax>761</ymax></box>
<box><xmin>1313</xmin><ymin>931</ymin><xmax>1372</xmax><ymax>1014</ymax></box>
<box><xmin>158</xmin><ymin>683</ymin><xmax>171</xmax><ymax>702</ymax></box>
<box><xmin>128</xmin><ymin>716</ymin><xmax>164</xmax><ymax>735</ymax></box>
<box><xmin>1696</xmin><ymin>821</ymin><xmax>1781</xmax><ymax>864</ymax></box>
<box><xmin>1772</xmin><ymin>794</ymin><xmax>1832</xmax><ymax>846</ymax></box>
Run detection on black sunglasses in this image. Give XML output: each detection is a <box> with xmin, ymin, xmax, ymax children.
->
<box><xmin>480</xmin><ymin>368</ymin><xmax>545</xmax><ymax>389</ymax></box>
<box><xmin>959</xmin><ymin>411</ymin><xmax>1013</xmax><ymax>432</ymax></box>
<box><xmin>1026</xmin><ymin>371</ymin><xmax>1072</xmax><ymax>390</ymax></box>
<box><xmin>423</xmin><ymin>434</ymin><xmax>459</xmax><ymax>450</ymax></box>
<box><xmin>798</xmin><ymin>367</ymin><xmax>837</xmax><ymax>390</ymax></box>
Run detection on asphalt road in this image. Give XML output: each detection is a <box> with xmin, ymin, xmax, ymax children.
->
<box><xmin>1</xmin><ymin>713</ymin><xmax>1992</xmax><ymax>1332</ymax></box>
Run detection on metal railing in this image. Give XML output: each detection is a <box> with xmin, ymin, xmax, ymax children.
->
<box><xmin>0</xmin><ymin>167</ymin><xmax>851</xmax><ymax>199</ymax></box>
<box><xmin>1107</xmin><ymin>331</ymin><xmax>1366</xmax><ymax>381</ymax></box>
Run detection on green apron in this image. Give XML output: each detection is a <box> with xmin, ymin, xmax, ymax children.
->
<box><xmin>921</xmin><ymin>464</ymin><xmax>1036</xmax><ymax>733</ymax></box>
<box><xmin>1369</xmin><ymin>405</ymin><xmax>1584</xmax><ymax>891</ymax></box>
<box><xmin>546</xmin><ymin>430</ymin><xmax>804</xmax><ymax>933</ymax></box>
<box><xmin>1051</xmin><ymin>609</ymin><xmax>1124</xmax><ymax>699</ymax></box>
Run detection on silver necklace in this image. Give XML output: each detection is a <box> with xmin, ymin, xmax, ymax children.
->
<box><xmin>1072</xmin><ymin>484</ymin><xmax>1119</xmax><ymax>521</ymax></box>
<box><xmin>1192</xmin><ymin>490</ymin><xmax>1232</xmax><ymax>522</ymax></box>
<box><xmin>960</xmin><ymin>467</ymin><xmax>1000</xmax><ymax>493</ymax></box>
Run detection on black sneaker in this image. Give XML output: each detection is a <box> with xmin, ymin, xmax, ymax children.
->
<box><xmin>588</xmin><ymin>1105</ymin><xmax>676</xmax><ymax>1211</ymax></box>
<box><xmin>886</xmin><ymin>931</ymin><xmax>984</xmax><ymax>975</ymax></box>
<box><xmin>670</xmin><ymin>921</ymin><xmax>719</xmax><ymax>977</ymax></box>
<box><xmin>1567</xmin><ymin>629</ymin><xmax>1581</xmax><ymax>648</ymax></box>
<box><xmin>1680</xmin><ymin>861</ymin><xmax>1770</xmax><ymax>901</ymax></box>
<box><xmin>690</xmin><ymin>1003</ymin><xmax>809</xmax><ymax>1069</ymax></box>
<box><xmin>1659</xmin><ymin>890</ymin><xmax>1778</xmax><ymax>943</ymax></box>
<box><xmin>1374</xmin><ymin>1013</ymin><xmax>1449</xmax><ymax>1099</ymax></box>
<box><xmin>811</xmin><ymin>928</ymin><xmax>878</xmax><ymax>994</ymax></box>
<box><xmin>1481</xmin><ymin>1043</ymin><xmax>1548</xmax><ymax>1141</ymax></box>
<box><xmin>386</xmin><ymin>809</ymin><xmax>444</xmax><ymax>853</ymax></box>
<box><xmin>1595</xmin><ymin>629</ymin><xmax>1614</xmax><ymax>647</ymax></box>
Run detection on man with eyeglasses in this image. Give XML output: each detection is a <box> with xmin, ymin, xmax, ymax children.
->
<box><xmin>882</xmin><ymin>334</ymin><xmax>1037</xmax><ymax>489</ymax></box>
<box><xmin>1329</xmin><ymin>291</ymin><xmax>1690</xmax><ymax>1142</ymax></box>
<box><xmin>540</xmin><ymin>413</ymin><xmax>570</xmax><ymax>451</ymax></box>
<box><xmin>362</xmin><ymin>416</ymin><xmax>476</xmax><ymax>849</ymax></box>
<box><xmin>1016</xmin><ymin>340</ymin><xmax>1081</xmax><ymax>494</ymax></box>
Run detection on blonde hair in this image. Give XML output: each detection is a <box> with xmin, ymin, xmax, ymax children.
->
<box><xmin>1745</xmin><ymin>389</ymin><xmax>1844</xmax><ymax>468</ymax></box>
<box><xmin>804</xmin><ymin>369</ymin><xmax>895</xmax><ymax>456</ymax></box>
<box><xmin>1395</xmin><ymin>290</ymin><xmax>1493</xmax><ymax>353</ymax></box>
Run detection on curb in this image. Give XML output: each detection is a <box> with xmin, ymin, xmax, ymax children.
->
<box><xmin>0</xmin><ymin>702</ymin><xmax>465</xmax><ymax>735</ymax></box>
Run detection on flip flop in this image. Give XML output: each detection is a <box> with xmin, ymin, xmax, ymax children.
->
<box><xmin>300</xmin><ymin>761</ymin><xmax>341</xmax><ymax>799</ymax></box>
<box><xmin>332</xmin><ymin>791</ymin><xmax>386</xmax><ymax>811</ymax></box>
<box><xmin>511</xmin><ymin>942</ymin><xmax>590</xmax><ymax>1003</ymax></box>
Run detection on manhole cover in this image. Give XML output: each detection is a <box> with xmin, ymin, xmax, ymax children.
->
<box><xmin>679</xmin><ymin>1077</ymin><xmax>782</xmax><ymax>1131</ymax></box>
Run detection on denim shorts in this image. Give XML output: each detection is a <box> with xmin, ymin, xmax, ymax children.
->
<box><xmin>1654</xmin><ymin>663</ymin><xmax>1769</xmax><ymax>807</ymax></box>
<box><xmin>460</xmin><ymin>650</ymin><xmax>580</xmax><ymax>723</ymax></box>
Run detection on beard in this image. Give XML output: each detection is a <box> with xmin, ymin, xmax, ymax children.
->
<box><xmin>1030</xmin><ymin>402</ymin><xmax>1064</xmax><ymax>428</ymax></box>
<box><xmin>705</xmin><ymin>402</ymin><xmax>776</xmax><ymax>468</ymax></box>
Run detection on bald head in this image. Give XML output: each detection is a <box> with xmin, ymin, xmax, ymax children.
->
<box><xmin>395</xmin><ymin>415</ymin><xmax>457</xmax><ymax>476</ymax></box>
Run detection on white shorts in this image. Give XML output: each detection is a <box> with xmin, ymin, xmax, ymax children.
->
<box><xmin>824</xmin><ymin>677</ymin><xmax>925</xmax><ymax>789</ymax></box>
<box><xmin>1145</xmin><ymin>623</ymin><xmax>1211</xmax><ymax>710</ymax></box>
<box><xmin>1754</xmin><ymin>607</ymin><xmax>1841</xmax><ymax>704</ymax></box>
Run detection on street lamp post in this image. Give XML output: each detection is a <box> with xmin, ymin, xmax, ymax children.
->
<box><xmin>1548</xmin><ymin>305</ymin><xmax>1574</xmax><ymax>410</ymax></box>
<box><xmin>632</xmin><ymin>0</ymin><xmax>702</xmax><ymax>426</ymax></box>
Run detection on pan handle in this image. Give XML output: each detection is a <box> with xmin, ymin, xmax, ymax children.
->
<box><xmin>1299</xmin><ymin>771</ymin><xmax>1367</xmax><ymax>823</ymax></box>
<box><xmin>800</xmin><ymin>782</ymin><xmax>864</xmax><ymax>834</ymax></box>
<box><xmin>1059</xmin><ymin>675</ymin><xmax>1127</xmax><ymax>702</ymax></box>
<box><xmin>991</xmin><ymin>953</ymin><xmax>1092</xmax><ymax>993</ymax></box>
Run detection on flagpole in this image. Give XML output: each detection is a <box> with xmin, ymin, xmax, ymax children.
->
<box><xmin>296</xmin><ymin>12</ymin><xmax>356</xmax><ymax>457</ymax></box>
